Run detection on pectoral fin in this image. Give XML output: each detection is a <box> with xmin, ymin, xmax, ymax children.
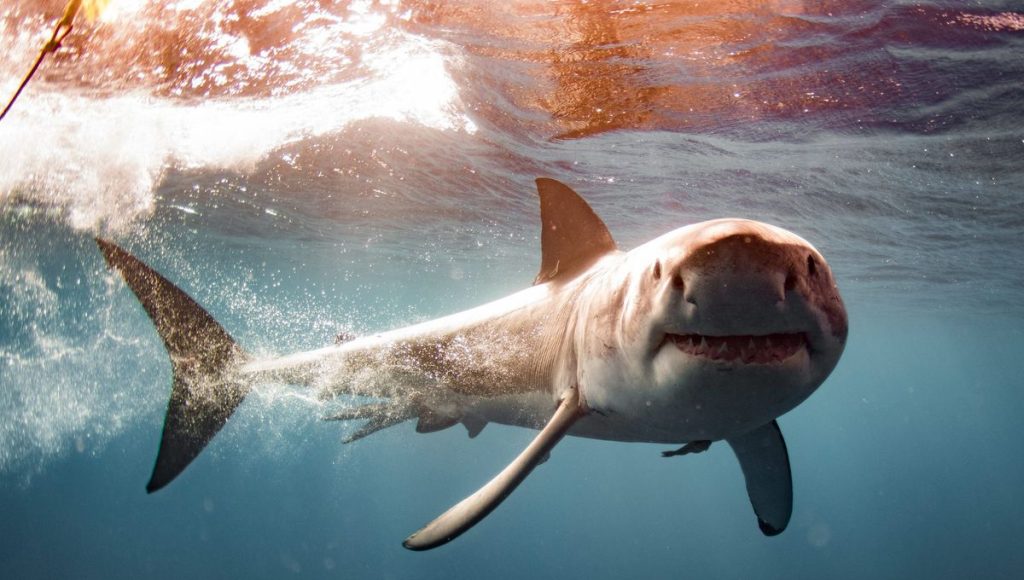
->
<box><xmin>402</xmin><ymin>388</ymin><xmax>582</xmax><ymax>550</ymax></box>
<box><xmin>726</xmin><ymin>420</ymin><xmax>793</xmax><ymax>536</ymax></box>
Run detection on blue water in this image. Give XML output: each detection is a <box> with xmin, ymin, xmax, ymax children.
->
<box><xmin>2</xmin><ymin>1</ymin><xmax>1023</xmax><ymax>578</ymax></box>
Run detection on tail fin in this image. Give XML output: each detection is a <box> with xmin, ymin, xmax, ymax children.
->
<box><xmin>96</xmin><ymin>239</ymin><xmax>248</xmax><ymax>493</ymax></box>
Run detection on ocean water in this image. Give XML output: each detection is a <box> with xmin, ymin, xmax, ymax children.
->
<box><xmin>1</xmin><ymin>0</ymin><xmax>1023</xmax><ymax>578</ymax></box>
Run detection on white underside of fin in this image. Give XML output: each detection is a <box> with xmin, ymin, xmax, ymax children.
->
<box><xmin>402</xmin><ymin>388</ymin><xmax>582</xmax><ymax>550</ymax></box>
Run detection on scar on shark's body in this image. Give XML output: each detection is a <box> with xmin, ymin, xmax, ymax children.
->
<box><xmin>97</xmin><ymin>177</ymin><xmax>847</xmax><ymax>550</ymax></box>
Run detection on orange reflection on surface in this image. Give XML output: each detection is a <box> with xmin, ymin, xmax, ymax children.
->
<box><xmin>411</xmin><ymin>0</ymin><xmax>895</xmax><ymax>138</ymax></box>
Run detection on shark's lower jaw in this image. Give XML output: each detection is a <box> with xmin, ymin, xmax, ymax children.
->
<box><xmin>669</xmin><ymin>332</ymin><xmax>809</xmax><ymax>364</ymax></box>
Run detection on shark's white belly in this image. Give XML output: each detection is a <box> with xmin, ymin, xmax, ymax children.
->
<box><xmin>462</xmin><ymin>389</ymin><xmax>712</xmax><ymax>445</ymax></box>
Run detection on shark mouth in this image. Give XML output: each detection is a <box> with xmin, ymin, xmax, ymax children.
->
<box><xmin>669</xmin><ymin>332</ymin><xmax>809</xmax><ymax>364</ymax></box>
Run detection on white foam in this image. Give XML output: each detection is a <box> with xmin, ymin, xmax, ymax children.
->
<box><xmin>0</xmin><ymin>249</ymin><xmax>338</xmax><ymax>479</ymax></box>
<box><xmin>0</xmin><ymin>25</ymin><xmax>473</xmax><ymax>233</ymax></box>
<box><xmin>0</xmin><ymin>0</ymin><xmax>477</xmax><ymax>477</ymax></box>
<box><xmin>0</xmin><ymin>257</ymin><xmax>156</xmax><ymax>479</ymax></box>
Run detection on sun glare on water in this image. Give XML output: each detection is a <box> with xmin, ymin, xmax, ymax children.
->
<box><xmin>87</xmin><ymin>0</ymin><xmax>137</xmax><ymax>23</ymax></box>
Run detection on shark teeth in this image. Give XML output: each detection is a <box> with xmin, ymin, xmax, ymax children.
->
<box><xmin>669</xmin><ymin>332</ymin><xmax>808</xmax><ymax>364</ymax></box>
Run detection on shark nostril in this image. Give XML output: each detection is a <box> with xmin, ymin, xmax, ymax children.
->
<box><xmin>672</xmin><ymin>272</ymin><xmax>695</xmax><ymax>304</ymax></box>
<box><xmin>807</xmin><ymin>254</ymin><xmax>818</xmax><ymax>277</ymax></box>
<box><xmin>653</xmin><ymin>260</ymin><xmax>662</xmax><ymax>280</ymax></box>
<box><xmin>672</xmin><ymin>272</ymin><xmax>685</xmax><ymax>291</ymax></box>
<box><xmin>784</xmin><ymin>272</ymin><xmax>797</xmax><ymax>292</ymax></box>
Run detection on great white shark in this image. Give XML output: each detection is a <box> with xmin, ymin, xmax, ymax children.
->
<box><xmin>96</xmin><ymin>178</ymin><xmax>847</xmax><ymax>550</ymax></box>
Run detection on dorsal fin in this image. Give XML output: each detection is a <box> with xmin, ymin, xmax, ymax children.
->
<box><xmin>533</xmin><ymin>178</ymin><xmax>617</xmax><ymax>285</ymax></box>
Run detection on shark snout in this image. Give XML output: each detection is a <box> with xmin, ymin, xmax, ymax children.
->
<box><xmin>678</xmin><ymin>232</ymin><xmax>812</xmax><ymax>322</ymax></box>
<box><xmin>681</xmin><ymin>267</ymin><xmax>787</xmax><ymax>311</ymax></box>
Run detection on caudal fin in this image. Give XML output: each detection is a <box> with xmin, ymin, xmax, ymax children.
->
<box><xmin>96</xmin><ymin>239</ymin><xmax>248</xmax><ymax>493</ymax></box>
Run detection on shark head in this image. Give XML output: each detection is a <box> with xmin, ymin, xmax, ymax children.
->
<box><xmin>649</xmin><ymin>218</ymin><xmax>845</xmax><ymax>428</ymax></box>
<box><xmin>564</xmin><ymin>208</ymin><xmax>846</xmax><ymax>442</ymax></box>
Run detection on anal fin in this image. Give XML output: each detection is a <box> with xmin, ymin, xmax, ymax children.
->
<box><xmin>462</xmin><ymin>415</ymin><xmax>487</xmax><ymax>439</ymax></box>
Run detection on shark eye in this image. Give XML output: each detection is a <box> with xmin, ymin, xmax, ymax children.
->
<box><xmin>653</xmin><ymin>260</ymin><xmax>662</xmax><ymax>280</ymax></box>
<box><xmin>807</xmin><ymin>254</ymin><xmax>818</xmax><ymax>277</ymax></box>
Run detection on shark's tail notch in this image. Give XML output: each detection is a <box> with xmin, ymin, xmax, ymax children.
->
<box><xmin>96</xmin><ymin>238</ymin><xmax>249</xmax><ymax>493</ymax></box>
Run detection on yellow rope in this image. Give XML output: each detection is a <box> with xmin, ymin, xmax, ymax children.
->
<box><xmin>0</xmin><ymin>0</ymin><xmax>85</xmax><ymax>122</ymax></box>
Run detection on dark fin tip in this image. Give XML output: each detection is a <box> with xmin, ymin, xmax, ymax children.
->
<box><xmin>402</xmin><ymin>536</ymin><xmax>431</xmax><ymax>551</ymax></box>
<box><xmin>758</xmin><ymin>517</ymin><xmax>786</xmax><ymax>537</ymax></box>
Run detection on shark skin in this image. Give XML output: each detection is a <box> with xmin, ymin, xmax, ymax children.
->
<box><xmin>97</xmin><ymin>177</ymin><xmax>847</xmax><ymax>550</ymax></box>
